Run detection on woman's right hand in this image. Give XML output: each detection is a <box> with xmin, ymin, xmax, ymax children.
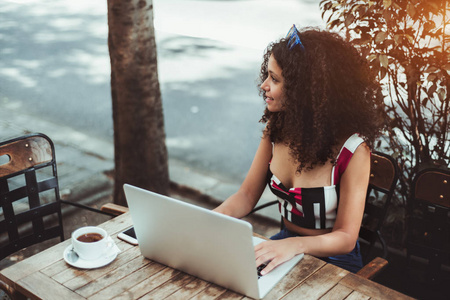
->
<box><xmin>254</xmin><ymin>238</ymin><xmax>304</xmax><ymax>276</ymax></box>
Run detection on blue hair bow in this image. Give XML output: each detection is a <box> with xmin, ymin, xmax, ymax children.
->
<box><xmin>286</xmin><ymin>24</ymin><xmax>305</xmax><ymax>51</ymax></box>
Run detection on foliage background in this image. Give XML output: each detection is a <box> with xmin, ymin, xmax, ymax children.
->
<box><xmin>320</xmin><ymin>0</ymin><xmax>449</xmax><ymax>246</ymax></box>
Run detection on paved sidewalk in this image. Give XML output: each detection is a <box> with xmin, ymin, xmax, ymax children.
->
<box><xmin>0</xmin><ymin>103</ymin><xmax>279</xmax><ymax>222</ymax></box>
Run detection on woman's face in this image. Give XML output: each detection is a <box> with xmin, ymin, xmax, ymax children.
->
<box><xmin>260</xmin><ymin>54</ymin><xmax>285</xmax><ymax>112</ymax></box>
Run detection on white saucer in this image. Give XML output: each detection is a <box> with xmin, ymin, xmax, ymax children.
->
<box><xmin>63</xmin><ymin>242</ymin><xmax>119</xmax><ymax>269</ymax></box>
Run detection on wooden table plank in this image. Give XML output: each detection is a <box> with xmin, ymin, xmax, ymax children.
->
<box><xmin>63</xmin><ymin>246</ymin><xmax>142</xmax><ymax>290</ymax></box>
<box><xmin>114</xmin><ymin>267</ymin><xmax>180</xmax><ymax>299</ymax></box>
<box><xmin>215</xmin><ymin>290</ymin><xmax>245</xmax><ymax>299</ymax></box>
<box><xmin>17</xmin><ymin>271</ymin><xmax>85</xmax><ymax>300</ymax></box>
<box><xmin>0</xmin><ymin>239</ymin><xmax>71</xmax><ymax>285</ymax></box>
<box><xmin>339</xmin><ymin>273</ymin><xmax>415</xmax><ymax>300</ymax></box>
<box><xmin>88</xmin><ymin>261</ymin><xmax>166</xmax><ymax>300</ymax></box>
<box><xmin>52</xmin><ymin>263</ymin><xmax>87</xmax><ymax>285</ymax></box>
<box><xmin>263</xmin><ymin>255</ymin><xmax>326</xmax><ymax>300</ymax></box>
<box><xmin>345</xmin><ymin>291</ymin><xmax>370</xmax><ymax>300</ymax></box>
<box><xmin>41</xmin><ymin>257</ymin><xmax>78</xmax><ymax>278</ymax></box>
<box><xmin>282</xmin><ymin>263</ymin><xmax>348</xmax><ymax>299</ymax></box>
<box><xmin>190</xmin><ymin>284</ymin><xmax>228</xmax><ymax>300</ymax></box>
<box><xmin>75</xmin><ymin>255</ymin><xmax>151</xmax><ymax>298</ymax></box>
<box><xmin>139</xmin><ymin>272</ymin><xmax>196</xmax><ymax>300</ymax></box>
<box><xmin>164</xmin><ymin>277</ymin><xmax>210</xmax><ymax>300</ymax></box>
<box><xmin>319</xmin><ymin>284</ymin><xmax>353</xmax><ymax>300</ymax></box>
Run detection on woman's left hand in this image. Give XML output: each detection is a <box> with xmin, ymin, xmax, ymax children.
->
<box><xmin>254</xmin><ymin>238</ymin><xmax>302</xmax><ymax>276</ymax></box>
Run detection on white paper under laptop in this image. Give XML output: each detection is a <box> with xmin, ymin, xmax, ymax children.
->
<box><xmin>123</xmin><ymin>184</ymin><xmax>303</xmax><ymax>299</ymax></box>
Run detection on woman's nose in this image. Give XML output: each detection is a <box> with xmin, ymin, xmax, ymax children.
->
<box><xmin>261</xmin><ymin>78</ymin><xmax>269</xmax><ymax>91</ymax></box>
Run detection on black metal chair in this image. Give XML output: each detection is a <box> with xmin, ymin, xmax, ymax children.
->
<box><xmin>249</xmin><ymin>151</ymin><xmax>399</xmax><ymax>279</ymax></box>
<box><xmin>0</xmin><ymin>133</ymin><xmax>114</xmax><ymax>299</ymax></box>
<box><xmin>0</xmin><ymin>133</ymin><xmax>65</xmax><ymax>261</ymax></box>
<box><xmin>406</xmin><ymin>167</ymin><xmax>450</xmax><ymax>284</ymax></box>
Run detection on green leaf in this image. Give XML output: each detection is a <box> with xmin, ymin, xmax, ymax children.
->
<box><xmin>351</xmin><ymin>3</ymin><xmax>361</xmax><ymax>13</ymax></box>
<box><xmin>328</xmin><ymin>19</ymin><xmax>342</xmax><ymax>29</ymax></box>
<box><xmin>320</xmin><ymin>1</ymin><xmax>332</xmax><ymax>12</ymax></box>
<box><xmin>367</xmin><ymin>54</ymin><xmax>377</xmax><ymax>62</ymax></box>
<box><xmin>383</xmin><ymin>0</ymin><xmax>392</xmax><ymax>9</ymax></box>
<box><xmin>427</xmin><ymin>2</ymin><xmax>439</xmax><ymax>13</ymax></box>
<box><xmin>360</xmin><ymin>32</ymin><xmax>372</xmax><ymax>44</ymax></box>
<box><xmin>392</xmin><ymin>2</ymin><xmax>401</xmax><ymax>10</ymax></box>
<box><xmin>379</xmin><ymin>66</ymin><xmax>387</xmax><ymax>79</ymax></box>
<box><xmin>375</xmin><ymin>31</ymin><xmax>388</xmax><ymax>43</ymax></box>
<box><xmin>427</xmin><ymin>73</ymin><xmax>437</xmax><ymax>82</ymax></box>
<box><xmin>345</xmin><ymin>13</ymin><xmax>355</xmax><ymax>27</ymax></box>
<box><xmin>437</xmin><ymin>88</ymin><xmax>446</xmax><ymax>102</ymax></box>
<box><xmin>407</xmin><ymin>2</ymin><xmax>416</xmax><ymax>19</ymax></box>
<box><xmin>423</xmin><ymin>21</ymin><xmax>436</xmax><ymax>34</ymax></box>
<box><xmin>379</xmin><ymin>54</ymin><xmax>389</xmax><ymax>68</ymax></box>
<box><xmin>428</xmin><ymin>83</ymin><xmax>437</xmax><ymax>95</ymax></box>
<box><xmin>405</xmin><ymin>34</ymin><xmax>414</xmax><ymax>45</ymax></box>
<box><xmin>425</xmin><ymin>66</ymin><xmax>439</xmax><ymax>73</ymax></box>
<box><xmin>443</xmin><ymin>64</ymin><xmax>450</xmax><ymax>75</ymax></box>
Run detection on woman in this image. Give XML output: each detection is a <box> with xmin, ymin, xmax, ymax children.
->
<box><xmin>214</xmin><ymin>25</ymin><xmax>384</xmax><ymax>275</ymax></box>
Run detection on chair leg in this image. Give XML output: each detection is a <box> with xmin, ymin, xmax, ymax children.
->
<box><xmin>427</xmin><ymin>254</ymin><xmax>443</xmax><ymax>284</ymax></box>
<box><xmin>376</xmin><ymin>230</ymin><xmax>388</xmax><ymax>259</ymax></box>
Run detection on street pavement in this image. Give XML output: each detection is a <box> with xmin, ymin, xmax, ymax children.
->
<box><xmin>0</xmin><ymin>0</ymin><xmax>325</xmax><ymax>222</ymax></box>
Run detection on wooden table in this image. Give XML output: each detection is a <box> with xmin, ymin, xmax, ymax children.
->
<box><xmin>1</xmin><ymin>212</ymin><xmax>413</xmax><ymax>300</ymax></box>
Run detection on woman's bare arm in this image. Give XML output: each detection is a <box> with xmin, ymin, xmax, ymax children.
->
<box><xmin>214</xmin><ymin>135</ymin><xmax>272</xmax><ymax>218</ymax></box>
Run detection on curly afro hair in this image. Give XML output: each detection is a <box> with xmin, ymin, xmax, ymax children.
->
<box><xmin>259</xmin><ymin>27</ymin><xmax>384</xmax><ymax>173</ymax></box>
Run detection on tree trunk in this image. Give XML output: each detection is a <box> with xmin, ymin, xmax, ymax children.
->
<box><xmin>107</xmin><ymin>0</ymin><xmax>169</xmax><ymax>206</ymax></box>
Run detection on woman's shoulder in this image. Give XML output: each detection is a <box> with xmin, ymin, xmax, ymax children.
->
<box><xmin>340</xmin><ymin>133</ymin><xmax>366</xmax><ymax>154</ymax></box>
<box><xmin>333</xmin><ymin>134</ymin><xmax>370</xmax><ymax>184</ymax></box>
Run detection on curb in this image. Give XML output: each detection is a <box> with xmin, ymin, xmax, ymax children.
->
<box><xmin>0</xmin><ymin>104</ymin><xmax>279</xmax><ymax>221</ymax></box>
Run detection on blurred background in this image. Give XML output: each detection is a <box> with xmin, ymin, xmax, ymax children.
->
<box><xmin>0</xmin><ymin>0</ymin><xmax>324</xmax><ymax>186</ymax></box>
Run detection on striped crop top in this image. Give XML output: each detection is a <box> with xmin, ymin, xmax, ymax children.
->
<box><xmin>266</xmin><ymin>134</ymin><xmax>365</xmax><ymax>230</ymax></box>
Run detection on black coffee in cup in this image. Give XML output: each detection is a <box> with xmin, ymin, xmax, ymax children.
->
<box><xmin>77</xmin><ymin>233</ymin><xmax>104</xmax><ymax>243</ymax></box>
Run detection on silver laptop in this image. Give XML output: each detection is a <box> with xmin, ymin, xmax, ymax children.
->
<box><xmin>123</xmin><ymin>184</ymin><xmax>303</xmax><ymax>299</ymax></box>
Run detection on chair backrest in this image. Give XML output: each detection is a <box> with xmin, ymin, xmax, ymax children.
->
<box><xmin>412</xmin><ymin>168</ymin><xmax>450</xmax><ymax>208</ymax></box>
<box><xmin>407</xmin><ymin>168</ymin><xmax>450</xmax><ymax>282</ymax></box>
<box><xmin>359</xmin><ymin>151</ymin><xmax>399</xmax><ymax>260</ymax></box>
<box><xmin>0</xmin><ymin>133</ymin><xmax>64</xmax><ymax>260</ymax></box>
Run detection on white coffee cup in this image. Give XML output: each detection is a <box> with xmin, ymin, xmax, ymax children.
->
<box><xmin>72</xmin><ymin>226</ymin><xmax>111</xmax><ymax>261</ymax></box>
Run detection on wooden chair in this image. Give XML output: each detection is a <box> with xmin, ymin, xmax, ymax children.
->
<box><xmin>0</xmin><ymin>133</ymin><xmax>115</xmax><ymax>299</ymax></box>
<box><xmin>406</xmin><ymin>168</ymin><xmax>450</xmax><ymax>284</ymax></box>
<box><xmin>249</xmin><ymin>151</ymin><xmax>399</xmax><ymax>279</ymax></box>
<box><xmin>359</xmin><ymin>151</ymin><xmax>399</xmax><ymax>261</ymax></box>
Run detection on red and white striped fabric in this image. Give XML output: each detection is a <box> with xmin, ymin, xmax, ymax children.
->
<box><xmin>267</xmin><ymin>134</ymin><xmax>365</xmax><ymax>229</ymax></box>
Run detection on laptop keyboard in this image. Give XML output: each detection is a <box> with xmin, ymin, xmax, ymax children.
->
<box><xmin>257</xmin><ymin>263</ymin><xmax>268</xmax><ymax>279</ymax></box>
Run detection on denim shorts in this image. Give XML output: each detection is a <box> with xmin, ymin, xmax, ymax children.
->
<box><xmin>270</xmin><ymin>228</ymin><xmax>363</xmax><ymax>273</ymax></box>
